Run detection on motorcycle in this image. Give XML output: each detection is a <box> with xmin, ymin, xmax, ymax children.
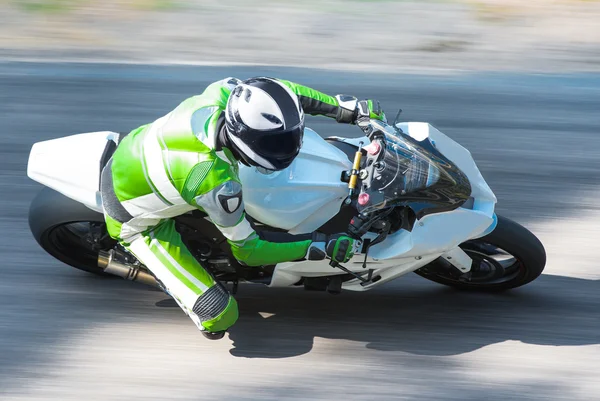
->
<box><xmin>26</xmin><ymin>116</ymin><xmax>546</xmax><ymax>295</ymax></box>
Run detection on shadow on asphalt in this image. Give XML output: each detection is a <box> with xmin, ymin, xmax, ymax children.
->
<box><xmin>230</xmin><ymin>275</ymin><xmax>600</xmax><ymax>358</ymax></box>
<box><xmin>155</xmin><ymin>274</ymin><xmax>600</xmax><ymax>359</ymax></box>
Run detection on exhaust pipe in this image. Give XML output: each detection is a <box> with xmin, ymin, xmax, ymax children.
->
<box><xmin>98</xmin><ymin>250</ymin><xmax>159</xmax><ymax>287</ymax></box>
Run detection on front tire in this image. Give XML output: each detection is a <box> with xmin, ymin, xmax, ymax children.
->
<box><xmin>29</xmin><ymin>187</ymin><xmax>115</xmax><ymax>275</ymax></box>
<box><xmin>415</xmin><ymin>215</ymin><xmax>546</xmax><ymax>291</ymax></box>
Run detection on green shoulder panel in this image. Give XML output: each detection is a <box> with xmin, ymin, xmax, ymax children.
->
<box><xmin>156</xmin><ymin>77</ymin><xmax>238</xmax><ymax>154</ymax></box>
<box><xmin>198</xmin><ymin>78</ymin><xmax>238</xmax><ymax>109</ymax></box>
<box><xmin>154</xmin><ymin>78</ymin><xmax>240</xmax><ymax>194</ymax></box>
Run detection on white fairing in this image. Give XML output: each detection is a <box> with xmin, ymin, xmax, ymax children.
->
<box><xmin>245</xmin><ymin>122</ymin><xmax>497</xmax><ymax>291</ymax></box>
<box><xmin>239</xmin><ymin>128</ymin><xmax>352</xmax><ymax>233</ymax></box>
<box><xmin>27</xmin><ymin>122</ymin><xmax>497</xmax><ymax>292</ymax></box>
<box><xmin>27</xmin><ymin>131</ymin><xmax>118</xmax><ymax>213</ymax></box>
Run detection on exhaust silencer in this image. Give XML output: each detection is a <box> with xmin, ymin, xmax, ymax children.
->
<box><xmin>98</xmin><ymin>250</ymin><xmax>158</xmax><ymax>287</ymax></box>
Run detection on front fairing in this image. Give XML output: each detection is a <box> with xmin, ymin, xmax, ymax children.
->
<box><xmin>359</xmin><ymin>123</ymin><xmax>472</xmax><ymax>219</ymax></box>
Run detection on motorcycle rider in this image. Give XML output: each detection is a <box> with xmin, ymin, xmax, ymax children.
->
<box><xmin>100</xmin><ymin>77</ymin><xmax>386</xmax><ymax>339</ymax></box>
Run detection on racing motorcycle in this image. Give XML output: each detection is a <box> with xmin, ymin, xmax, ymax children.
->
<box><xmin>26</xmin><ymin>116</ymin><xmax>546</xmax><ymax>294</ymax></box>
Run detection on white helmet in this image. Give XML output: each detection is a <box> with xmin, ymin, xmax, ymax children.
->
<box><xmin>225</xmin><ymin>77</ymin><xmax>304</xmax><ymax>171</ymax></box>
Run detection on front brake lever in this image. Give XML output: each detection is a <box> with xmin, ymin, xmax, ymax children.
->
<box><xmin>358</xmin><ymin>118</ymin><xmax>388</xmax><ymax>140</ymax></box>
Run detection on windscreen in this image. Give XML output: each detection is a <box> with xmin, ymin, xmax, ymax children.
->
<box><xmin>358</xmin><ymin>124</ymin><xmax>472</xmax><ymax>218</ymax></box>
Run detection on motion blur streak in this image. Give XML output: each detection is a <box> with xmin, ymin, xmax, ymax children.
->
<box><xmin>1</xmin><ymin>63</ymin><xmax>599</xmax><ymax>400</ymax></box>
<box><xmin>1</xmin><ymin>1</ymin><xmax>599</xmax><ymax>72</ymax></box>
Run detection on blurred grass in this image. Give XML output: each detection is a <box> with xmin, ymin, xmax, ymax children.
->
<box><xmin>468</xmin><ymin>1</ymin><xmax>522</xmax><ymax>22</ymax></box>
<box><xmin>12</xmin><ymin>0</ymin><xmax>81</xmax><ymax>13</ymax></box>
<box><xmin>7</xmin><ymin>0</ymin><xmax>600</xmax><ymax>23</ymax></box>
<box><xmin>130</xmin><ymin>0</ymin><xmax>180</xmax><ymax>11</ymax></box>
<box><xmin>11</xmin><ymin>0</ymin><xmax>181</xmax><ymax>13</ymax></box>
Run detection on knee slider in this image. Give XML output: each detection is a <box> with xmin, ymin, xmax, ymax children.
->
<box><xmin>193</xmin><ymin>284</ymin><xmax>239</xmax><ymax>333</ymax></box>
<box><xmin>192</xmin><ymin>284</ymin><xmax>231</xmax><ymax>322</ymax></box>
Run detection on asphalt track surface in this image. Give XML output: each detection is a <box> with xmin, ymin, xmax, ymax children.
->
<box><xmin>1</xmin><ymin>63</ymin><xmax>600</xmax><ymax>400</ymax></box>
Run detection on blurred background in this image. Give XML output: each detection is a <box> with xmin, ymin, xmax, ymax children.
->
<box><xmin>2</xmin><ymin>0</ymin><xmax>600</xmax><ymax>70</ymax></box>
<box><xmin>1</xmin><ymin>1</ymin><xmax>600</xmax><ymax>400</ymax></box>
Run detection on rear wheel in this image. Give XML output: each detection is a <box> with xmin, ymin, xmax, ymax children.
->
<box><xmin>415</xmin><ymin>215</ymin><xmax>546</xmax><ymax>291</ymax></box>
<box><xmin>29</xmin><ymin>188</ymin><xmax>115</xmax><ymax>275</ymax></box>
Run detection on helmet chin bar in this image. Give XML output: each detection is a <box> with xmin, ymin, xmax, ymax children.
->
<box><xmin>220</xmin><ymin>126</ymin><xmax>254</xmax><ymax>168</ymax></box>
<box><xmin>238</xmin><ymin>156</ymin><xmax>252</xmax><ymax>167</ymax></box>
<box><xmin>256</xmin><ymin>166</ymin><xmax>276</xmax><ymax>175</ymax></box>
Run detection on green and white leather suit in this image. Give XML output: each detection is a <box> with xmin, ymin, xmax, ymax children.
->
<box><xmin>100</xmin><ymin>77</ymin><xmax>384</xmax><ymax>333</ymax></box>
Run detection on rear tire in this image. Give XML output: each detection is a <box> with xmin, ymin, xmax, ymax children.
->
<box><xmin>415</xmin><ymin>215</ymin><xmax>546</xmax><ymax>291</ymax></box>
<box><xmin>29</xmin><ymin>187</ymin><xmax>114</xmax><ymax>275</ymax></box>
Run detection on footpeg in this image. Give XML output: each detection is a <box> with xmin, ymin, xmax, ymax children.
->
<box><xmin>330</xmin><ymin>260</ymin><xmax>373</xmax><ymax>285</ymax></box>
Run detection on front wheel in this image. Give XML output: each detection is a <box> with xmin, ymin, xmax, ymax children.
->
<box><xmin>415</xmin><ymin>215</ymin><xmax>546</xmax><ymax>291</ymax></box>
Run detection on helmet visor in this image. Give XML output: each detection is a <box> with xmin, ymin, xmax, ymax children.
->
<box><xmin>251</xmin><ymin>126</ymin><xmax>303</xmax><ymax>159</ymax></box>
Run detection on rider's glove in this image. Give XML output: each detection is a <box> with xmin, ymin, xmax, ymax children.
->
<box><xmin>334</xmin><ymin>95</ymin><xmax>387</xmax><ymax>136</ymax></box>
<box><xmin>306</xmin><ymin>233</ymin><xmax>360</xmax><ymax>264</ymax></box>
<box><xmin>357</xmin><ymin>99</ymin><xmax>387</xmax><ymax>123</ymax></box>
<box><xmin>357</xmin><ymin>99</ymin><xmax>387</xmax><ymax>137</ymax></box>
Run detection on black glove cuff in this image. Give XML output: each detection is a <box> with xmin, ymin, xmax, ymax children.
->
<box><xmin>311</xmin><ymin>232</ymin><xmax>327</xmax><ymax>243</ymax></box>
<box><xmin>336</xmin><ymin>108</ymin><xmax>356</xmax><ymax>124</ymax></box>
<box><xmin>335</xmin><ymin>94</ymin><xmax>358</xmax><ymax>124</ymax></box>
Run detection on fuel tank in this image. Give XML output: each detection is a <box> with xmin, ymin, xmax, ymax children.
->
<box><xmin>238</xmin><ymin>128</ymin><xmax>353</xmax><ymax>234</ymax></box>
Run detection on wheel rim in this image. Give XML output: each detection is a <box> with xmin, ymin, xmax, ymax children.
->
<box><xmin>44</xmin><ymin>221</ymin><xmax>114</xmax><ymax>269</ymax></box>
<box><xmin>425</xmin><ymin>241</ymin><xmax>525</xmax><ymax>286</ymax></box>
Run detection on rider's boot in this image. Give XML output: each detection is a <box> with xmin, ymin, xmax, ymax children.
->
<box><xmin>202</xmin><ymin>330</ymin><xmax>227</xmax><ymax>340</ymax></box>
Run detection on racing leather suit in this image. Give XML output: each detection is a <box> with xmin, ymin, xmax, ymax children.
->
<box><xmin>100</xmin><ymin>77</ymin><xmax>384</xmax><ymax>333</ymax></box>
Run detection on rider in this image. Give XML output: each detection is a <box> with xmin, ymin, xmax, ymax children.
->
<box><xmin>100</xmin><ymin>77</ymin><xmax>386</xmax><ymax>339</ymax></box>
